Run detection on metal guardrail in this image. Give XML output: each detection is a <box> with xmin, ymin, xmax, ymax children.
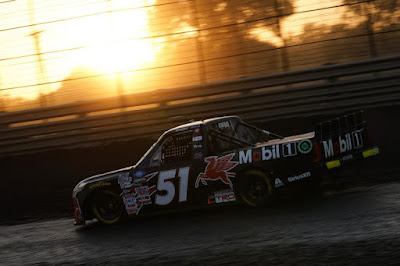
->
<box><xmin>1</xmin><ymin>55</ymin><xmax>400</xmax><ymax>157</ymax></box>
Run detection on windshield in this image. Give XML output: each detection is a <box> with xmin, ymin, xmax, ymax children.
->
<box><xmin>135</xmin><ymin>142</ymin><xmax>159</xmax><ymax>167</ymax></box>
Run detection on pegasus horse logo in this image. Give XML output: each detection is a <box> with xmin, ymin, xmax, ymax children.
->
<box><xmin>195</xmin><ymin>153</ymin><xmax>239</xmax><ymax>189</ymax></box>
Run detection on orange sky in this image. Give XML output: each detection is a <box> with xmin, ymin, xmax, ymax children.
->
<box><xmin>0</xmin><ymin>0</ymin><xmax>366</xmax><ymax>103</ymax></box>
<box><xmin>0</xmin><ymin>0</ymin><xmax>156</xmax><ymax>100</ymax></box>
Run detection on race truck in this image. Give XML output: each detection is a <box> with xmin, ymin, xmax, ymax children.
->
<box><xmin>72</xmin><ymin>111</ymin><xmax>379</xmax><ymax>225</ymax></box>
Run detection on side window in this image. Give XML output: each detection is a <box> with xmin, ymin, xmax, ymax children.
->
<box><xmin>233</xmin><ymin>121</ymin><xmax>256</xmax><ymax>144</ymax></box>
<box><xmin>209</xmin><ymin>120</ymin><xmax>236</xmax><ymax>154</ymax></box>
<box><xmin>150</xmin><ymin>148</ymin><xmax>161</xmax><ymax>167</ymax></box>
<box><xmin>161</xmin><ymin>131</ymin><xmax>193</xmax><ymax>164</ymax></box>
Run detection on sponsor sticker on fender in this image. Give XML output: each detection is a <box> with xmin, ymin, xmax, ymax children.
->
<box><xmin>118</xmin><ymin>173</ymin><xmax>132</xmax><ymax>189</ymax></box>
<box><xmin>195</xmin><ymin>153</ymin><xmax>238</xmax><ymax>189</ymax></box>
<box><xmin>275</xmin><ymin>178</ymin><xmax>284</xmax><ymax>188</ymax></box>
<box><xmin>238</xmin><ymin>139</ymin><xmax>313</xmax><ymax>164</ymax></box>
<box><xmin>89</xmin><ymin>181</ymin><xmax>110</xmax><ymax>189</ymax></box>
<box><xmin>214</xmin><ymin>190</ymin><xmax>236</xmax><ymax>203</ymax></box>
<box><xmin>287</xmin><ymin>172</ymin><xmax>311</xmax><ymax>182</ymax></box>
<box><xmin>119</xmin><ymin>172</ymin><xmax>157</xmax><ymax>216</ymax></box>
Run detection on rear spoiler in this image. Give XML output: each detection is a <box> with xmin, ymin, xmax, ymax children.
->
<box><xmin>314</xmin><ymin>111</ymin><xmax>366</xmax><ymax>142</ymax></box>
<box><xmin>312</xmin><ymin>111</ymin><xmax>379</xmax><ymax>166</ymax></box>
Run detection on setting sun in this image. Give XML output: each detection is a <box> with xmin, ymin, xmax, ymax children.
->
<box><xmin>0</xmin><ymin>0</ymin><xmax>155</xmax><ymax>101</ymax></box>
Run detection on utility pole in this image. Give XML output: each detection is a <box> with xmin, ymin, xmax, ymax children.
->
<box><xmin>189</xmin><ymin>0</ymin><xmax>207</xmax><ymax>84</ymax></box>
<box><xmin>274</xmin><ymin>0</ymin><xmax>290</xmax><ymax>72</ymax></box>
<box><xmin>360</xmin><ymin>3</ymin><xmax>377</xmax><ymax>58</ymax></box>
<box><xmin>27</xmin><ymin>0</ymin><xmax>48</xmax><ymax>108</ymax></box>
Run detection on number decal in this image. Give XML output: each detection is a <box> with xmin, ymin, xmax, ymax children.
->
<box><xmin>155</xmin><ymin>167</ymin><xmax>190</xmax><ymax>206</ymax></box>
<box><xmin>155</xmin><ymin>170</ymin><xmax>176</xmax><ymax>205</ymax></box>
<box><xmin>178</xmin><ymin>167</ymin><xmax>189</xmax><ymax>202</ymax></box>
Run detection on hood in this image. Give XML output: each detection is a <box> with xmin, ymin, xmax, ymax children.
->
<box><xmin>78</xmin><ymin>166</ymin><xmax>133</xmax><ymax>186</ymax></box>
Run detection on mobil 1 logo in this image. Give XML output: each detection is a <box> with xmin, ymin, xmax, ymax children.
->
<box><xmin>282</xmin><ymin>139</ymin><xmax>313</xmax><ymax>157</ymax></box>
<box><xmin>322</xmin><ymin>129</ymin><xmax>364</xmax><ymax>158</ymax></box>
<box><xmin>282</xmin><ymin>142</ymin><xmax>297</xmax><ymax>157</ymax></box>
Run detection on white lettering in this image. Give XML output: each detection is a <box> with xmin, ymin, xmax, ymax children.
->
<box><xmin>283</xmin><ymin>142</ymin><xmax>297</xmax><ymax>157</ymax></box>
<box><xmin>215</xmin><ymin>192</ymin><xmax>236</xmax><ymax>203</ymax></box>
<box><xmin>339</xmin><ymin>136</ymin><xmax>347</xmax><ymax>153</ymax></box>
<box><xmin>352</xmin><ymin>130</ymin><xmax>363</xmax><ymax>148</ymax></box>
<box><xmin>275</xmin><ymin>178</ymin><xmax>284</xmax><ymax>188</ymax></box>
<box><xmin>262</xmin><ymin>146</ymin><xmax>272</xmax><ymax>160</ymax></box>
<box><xmin>287</xmin><ymin>172</ymin><xmax>311</xmax><ymax>182</ymax></box>
<box><xmin>346</xmin><ymin>133</ymin><xmax>352</xmax><ymax>150</ymax></box>
<box><xmin>239</xmin><ymin>149</ymin><xmax>252</xmax><ymax>164</ymax></box>
<box><xmin>193</xmin><ymin>136</ymin><xmax>203</xmax><ymax>142</ymax></box>
<box><xmin>218</xmin><ymin>121</ymin><xmax>230</xmax><ymax>128</ymax></box>
<box><xmin>323</xmin><ymin>140</ymin><xmax>334</xmax><ymax>158</ymax></box>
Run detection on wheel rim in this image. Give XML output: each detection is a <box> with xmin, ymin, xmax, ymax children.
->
<box><xmin>240</xmin><ymin>172</ymin><xmax>272</xmax><ymax>207</ymax></box>
<box><xmin>248</xmin><ymin>178</ymin><xmax>268</xmax><ymax>201</ymax></box>
<box><xmin>94</xmin><ymin>191</ymin><xmax>123</xmax><ymax>224</ymax></box>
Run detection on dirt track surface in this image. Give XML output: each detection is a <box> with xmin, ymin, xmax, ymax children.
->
<box><xmin>1</xmin><ymin>182</ymin><xmax>400</xmax><ymax>265</ymax></box>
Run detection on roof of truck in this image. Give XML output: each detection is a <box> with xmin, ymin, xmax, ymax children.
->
<box><xmin>160</xmin><ymin>116</ymin><xmax>240</xmax><ymax>138</ymax></box>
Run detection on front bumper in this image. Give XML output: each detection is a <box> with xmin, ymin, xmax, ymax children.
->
<box><xmin>72</xmin><ymin>195</ymin><xmax>85</xmax><ymax>225</ymax></box>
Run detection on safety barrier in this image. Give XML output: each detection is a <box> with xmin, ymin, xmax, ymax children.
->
<box><xmin>1</xmin><ymin>55</ymin><xmax>399</xmax><ymax>156</ymax></box>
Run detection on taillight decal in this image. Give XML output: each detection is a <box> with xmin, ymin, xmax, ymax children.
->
<box><xmin>313</xmin><ymin>142</ymin><xmax>322</xmax><ymax>162</ymax></box>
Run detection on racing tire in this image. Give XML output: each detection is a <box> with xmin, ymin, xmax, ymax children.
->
<box><xmin>92</xmin><ymin>189</ymin><xmax>125</xmax><ymax>225</ymax></box>
<box><xmin>238</xmin><ymin>170</ymin><xmax>273</xmax><ymax>207</ymax></box>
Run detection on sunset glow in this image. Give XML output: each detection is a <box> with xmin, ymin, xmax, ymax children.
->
<box><xmin>0</xmin><ymin>0</ymin><xmax>155</xmax><ymax>101</ymax></box>
<box><xmin>0</xmin><ymin>0</ymin><xmax>391</xmax><ymax>110</ymax></box>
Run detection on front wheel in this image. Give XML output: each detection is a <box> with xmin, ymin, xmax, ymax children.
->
<box><xmin>92</xmin><ymin>190</ymin><xmax>125</xmax><ymax>225</ymax></box>
<box><xmin>238</xmin><ymin>170</ymin><xmax>273</xmax><ymax>207</ymax></box>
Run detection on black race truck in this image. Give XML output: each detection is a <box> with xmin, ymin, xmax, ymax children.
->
<box><xmin>72</xmin><ymin>111</ymin><xmax>379</xmax><ymax>225</ymax></box>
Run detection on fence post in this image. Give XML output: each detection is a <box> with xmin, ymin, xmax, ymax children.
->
<box><xmin>274</xmin><ymin>0</ymin><xmax>290</xmax><ymax>72</ymax></box>
<box><xmin>189</xmin><ymin>0</ymin><xmax>207</xmax><ymax>84</ymax></box>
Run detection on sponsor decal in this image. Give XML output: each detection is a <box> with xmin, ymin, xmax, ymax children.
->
<box><xmin>287</xmin><ymin>172</ymin><xmax>311</xmax><ymax>182</ymax></box>
<box><xmin>195</xmin><ymin>153</ymin><xmax>239</xmax><ymax>189</ymax></box>
<box><xmin>134</xmin><ymin>186</ymin><xmax>153</xmax><ymax>205</ymax></box>
<box><xmin>214</xmin><ymin>190</ymin><xmax>236</xmax><ymax>203</ymax></box>
<box><xmin>193</xmin><ymin>144</ymin><xmax>202</xmax><ymax>149</ymax></box>
<box><xmin>362</xmin><ymin>147</ymin><xmax>379</xmax><ymax>158</ymax></box>
<box><xmin>238</xmin><ymin>145</ymin><xmax>280</xmax><ymax>164</ymax></box>
<box><xmin>239</xmin><ymin>139</ymin><xmax>315</xmax><ymax>165</ymax></box>
<box><xmin>275</xmin><ymin>178</ymin><xmax>284</xmax><ymax>188</ymax></box>
<box><xmin>89</xmin><ymin>181</ymin><xmax>111</xmax><ymax>189</ymax></box>
<box><xmin>322</xmin><ymin>130</ymin><xmax>363</xmax><ymax>158</ymax></box>
<box><xmin>118</xmin><ymin>172</ymin><xmax>131</xmax><ymax>182</ymax></box>
<box><xmin>175</xmin><ymin>124</ymin><xmax>199</xmax><ymax>132</ymax></box>
<box><xmin>282</xmin><ymin>142</ymin><xmax>297</xmax><ymax>157</ymax></box>
<box><xmin>175</xmin><ymin>126</ymin><xmax>189</xmax><ymax>132</ymax></box>
<box><xmin>122</xmin><ymin>188</ymin><xmax>131</xmax><ymax>194</ymax></box>
<box><xmin>298</xmin><ymin>139</ymin><xmax>313</xmax><ymax>154</ymax></box>
<box><xmin>132</xmin><ymin>170</ymin><xmax>145</xmax><ymax>178</ymax></box>
<box><xmin>341</xmin><ymin>154</ymin><xmax>354</xmax><ymax>162</ymax></box>
<box><xmin>127</xmin><ymin>209</ymin><xmax>138</xmax><ymax>215</ymax></box>
<box><xmin>194</xmin><ymin>152</ymin><xmax>204</xmax><ymax>159</ymax></box>
<box><xmin>193</xmin><ymin>136</ymin><xmax>203</xmax><ymax>142</ymax></box>
<box><xmin>133</xmin><ymin>177</ymin><xmax>146</xmax><ymax>185</ymax></box>
<box><xmin>118</xmin><ymin>173</ymin><xmax>132</xmax><ymax>189</ymax></box>
<box><xmin>218</xmin><ymin>121</ymin><xmax>230</xmax><ymax>129</ymax></box>
<box><xmin>119</xmin><ymin>172</ymin><xmax>157</xmax><ymax>216</ymax></box>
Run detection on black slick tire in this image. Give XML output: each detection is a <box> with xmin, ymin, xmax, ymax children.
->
<box><xmin>92</xmin><ymin>189</ymin><xmax>125</xmax><ymax>225</ymax></box>
<box><xmin>238</xmin><ymin>170</ymin><xmax>273</xmax><ymax>207</ymax></box>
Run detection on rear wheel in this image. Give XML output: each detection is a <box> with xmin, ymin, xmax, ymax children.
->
<box><xmin>238</xmin><ymin>170</ymin><xmax>273</xmax><ymax>207</ymax></box>
<box><xmin>92</xmin><ymin>190</ymin><xmax>125</xmax><ymax>225</ymax></box>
